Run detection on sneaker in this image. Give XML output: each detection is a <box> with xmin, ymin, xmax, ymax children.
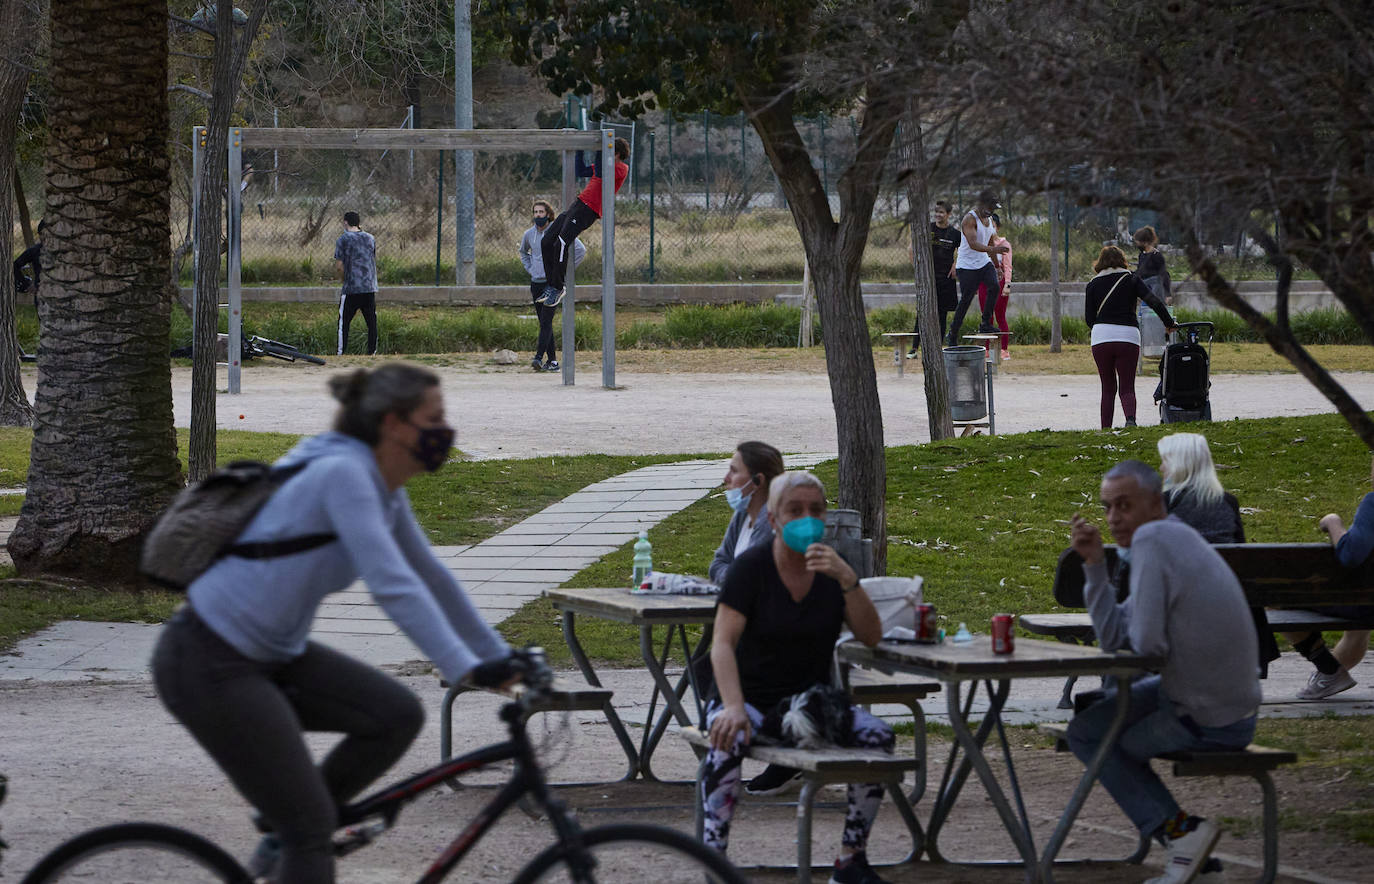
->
<box><xmin>1195</xmin><ymin>857</ymin><xmax>1225</xmax><ymax>882</ymax></box>
<box><xmin>829</xmin><ymin>852</ymin><xmax>892</xmax><ymax>884</ymax></box>
<box><xmin>541</xmin><ymin>286</ymin><xmax>566</xmax><ymax>307</ymax></box>
<box><xmin>1000</xmin><ymin>349</ymin><xmax>1011</xmax><ymax>360</ymax></box>
<box><xmin>744</xmin><ymin>763</ymin><xmax>804</xmax><ymax>796</ymax></box>
<box><xmin>1125</xmin><ymin>417</ymin><xmax>1138</xmax><ymax>427</ymax></box>
<box><xmin>543</xmin><ymin>360</ymin><xmax>560</xmax><ymax>372</ymax></box>
<box><xmin>1145</xmin><ymin>818</ymin><xmax>1220</xmax><ymax>884</ymax></box>
<box><xmin>1296</xmin><ymin>667</ymin><xmax>1356</xmax><ymax>700</ymax></box>
<box><xmin>531</xmin><ymin>358</ymin><xmax>544</xmax><ymax>372</ymax></box>
<box><xmin>906</xmin><ymin>348</ymin><xmax>918</xmax><ymax>359</ymax></box>
<box><xmin>977</xmin><ymin>322</ymin><xmax>998</xmax><ymax>335</ymax></box>
<box><xmin>244</xmin><ymin>833</ymin><xmax>281</xmax><ymax>880</ymax></box>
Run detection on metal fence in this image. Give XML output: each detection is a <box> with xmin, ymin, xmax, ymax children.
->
<box><xmin>8</xmin><ymin>111</ymin><xmax>1259</xmax><ymax>290</ymax></box>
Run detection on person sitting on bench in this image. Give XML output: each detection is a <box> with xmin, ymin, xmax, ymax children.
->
<box><xmin>1285</xmin><ymin>454</ymin><xmax>1374</xmax><ymax>700</ymax></box>
<box><xmin>1069</xmin><ymin>460</ymin><xmax>1260</xmax><ymax>884</ymax></box>
<box><xmin>702</xmin><ymin>470</ymin><xmax>894</xmax><ymax>884</ymax></box>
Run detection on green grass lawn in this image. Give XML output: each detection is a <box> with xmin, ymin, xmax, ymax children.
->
<box><xmin>498</xmin><ymin>411</ymin><xmax>1374</xmax><ymax>665</ymax></box>
<box><xmin>0</xmin><ymin>429</ymin><xmax>706</xmax><ymax>652</ymax></box>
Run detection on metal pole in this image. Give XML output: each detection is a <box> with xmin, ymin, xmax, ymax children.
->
<box><xmin>704</xmin><ymin>110</ymin><xmax>711</xmax><ymax>211</ymax></box>
<box><xmin>407</xmin><ymin>105</ymin><xmax>415</xmax><ymax>181</ymax></box>
<box><xmin>271</xmin><ymin>109</ymin><xmax>278</xmax><ymax>195</ymax></box>
<box><xmin>561</xmin><ymin>149</ymin><xmax>576</xmax><ymax>385</ymax></box>
<box><xmin>740</xmin><ymin>113</ymin><xmax>746</xmax><ymax>204</ymax></box>
<box><xmin>454</xmin><ymin>0</ymin><xmax>476</xmax><ymax>284</ymax></box>
<box><xmin>648</xmin><ymin>130</ymin><xmax>656</xmax><ymax>283</ymax></box>
<box><xmin>191</xmin><ymin>127</ymin><xmax>203</xmax><ymax>340</ymax></box>
<box><xmin>227</xmin><ymin>128</ymin><xmax>243</xmax><ymax>394</ymax></box>
<box><xmin>435</xmin><ymin>150</ymin><xmax>444</xmax><ymax>285</ymax></box>
<box><xmin>601</xmin><ymin>128</ymin><xmax>616</xmax><ymax>389</ymax></box>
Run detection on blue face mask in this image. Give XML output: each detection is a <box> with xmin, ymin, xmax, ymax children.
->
<box><xmin>781</xmin><ymin>516</ymin><xmax>825</xmax><ymax>553</ymax></box>
<box><xmin>724</xmin><ymin>485</ymin><xmax>753</xmax><ymax>513</ymax></box>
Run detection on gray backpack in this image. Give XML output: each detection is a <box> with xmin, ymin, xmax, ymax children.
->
<box><xmin>140</xmin><ymin>460</ymin><xmax>335</xmax><ymax>590</ymax></box>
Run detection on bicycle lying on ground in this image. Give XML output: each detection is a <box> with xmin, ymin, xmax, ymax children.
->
<box><xmin>20</xmin><ymin>648</ymin><xmax>744</xmax><ymax>883</ymax></box>
<box><xmin>243</xmin><ymin>334</ymin><xmax>326</xmax><ymax>366</ymax></box>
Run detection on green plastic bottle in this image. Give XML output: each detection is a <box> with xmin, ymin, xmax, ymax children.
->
<box><xmin>632</xmin><ymin>531</ymin><xmax>653</xmax><ymax>587</ymax></box>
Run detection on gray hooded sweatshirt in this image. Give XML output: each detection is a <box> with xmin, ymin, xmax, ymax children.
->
<box><xmin>187</xmin><ymin>432</ymin><xmax>508</xmax><ymax>683</ymax></box>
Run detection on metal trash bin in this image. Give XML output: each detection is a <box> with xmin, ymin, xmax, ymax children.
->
<box><xmin>824</xmin><ymin>509</ymin><xmax>873</xmax><ymax>578</ymax></box>
<box><xmin>943</xmin><ymin>345</ymin><xmax>987</xmax><ymax>421</ymax></box>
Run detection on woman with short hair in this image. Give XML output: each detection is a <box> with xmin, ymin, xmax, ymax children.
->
<box><xmin>152</xmin><ymin>363</ymin><xmax>513</xmax><ymax>883</ymax></box>
<box><xmin>1085</xmin><ymin>245</ymin><xmax>1176</xmax><ymax>428</ymax></box>
<box><xmin>702</xmin><ymin>471</ymin><xmax>896</xmax><ymax>884</ymax></box>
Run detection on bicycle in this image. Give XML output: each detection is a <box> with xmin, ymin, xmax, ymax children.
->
<box><xmin>20</xmin><ymin>649</ymin><xmax>745</xmax><ymax>884</ymax></box>
<box><xmin>244</xmin><ymin>334</ymin><xmax>326</xmax><ymax>366</ymax></box>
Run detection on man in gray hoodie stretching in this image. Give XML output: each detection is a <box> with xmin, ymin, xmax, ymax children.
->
<box><xmin>1068</xmin><ymin>460</ymin><xmax>1260</xmax><ymax>884</ymax></box>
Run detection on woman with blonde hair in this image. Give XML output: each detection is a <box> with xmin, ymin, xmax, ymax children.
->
<box><xmin>1157</xmin><ymin>432</ymin><xmax>1242</xmax><ymax>542</ymax></box>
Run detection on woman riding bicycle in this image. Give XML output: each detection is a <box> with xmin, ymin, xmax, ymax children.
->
<box><xmin>152</xmin><ymin>363</ymin><xmax>514</xmax><ymax>884</ymax></box>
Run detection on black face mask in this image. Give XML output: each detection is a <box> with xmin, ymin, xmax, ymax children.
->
<box><xmin>409</xmin><ymin>423</ymin><xmax>455</xmax><ymax>472</ymax></box>
<box><xmin>533</xmin><ymin>216</ymin><xmax>549</xmax><ymax>228</ymax></box>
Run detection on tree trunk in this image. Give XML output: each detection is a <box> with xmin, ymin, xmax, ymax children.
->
<box><xmin>1049</xmin><ymin>190</ymin><xmax>1063</xmax><ymax>352</ymax></box>
<box><xmin>8</xmin><ymin>0</ymin><xmax>182</xmax><ymax>582</ymax></box>
<box><xmin>0</xmin><ymin>0</ymin><xmax>40</xmax><ymax>427</ymax></box>
<box><xmin>189</xmin><ymin>0</ymin><xmax>268</xmax><ymax>483</ymax></box>
<box><xmin>741</xmin><ymin>83</ymin><xmax>895</xmax><ymax>573</ymax></box>
<box><xmin>898</xmin><ymin>101</ymin><xmax>953</xmax><ymax>440</ymax></box>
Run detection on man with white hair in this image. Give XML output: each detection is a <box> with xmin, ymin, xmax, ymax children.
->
<box><xmin>1068</xmin><ymin>460</ymin><xmax>1260</xmax><ymax>884</ymax></box>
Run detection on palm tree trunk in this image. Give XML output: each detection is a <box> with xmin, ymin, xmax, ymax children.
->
<box><xmin>8</xmin><ymin>0</ymin><xmax>182</xmax><ymax>582</ymax></box>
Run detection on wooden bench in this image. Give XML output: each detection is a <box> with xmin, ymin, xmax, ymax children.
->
<box><xmin>438</xmin><ymin>675</ymin><xmax>633</xmax><ymax>785</ymax></box>
<box><xmin>1024</xmin><ymin>543</ymin><xmax>1374</xmax><ymax>706</ymax></box>
<box><xmin>879</xmin><ymin>332</ymin><xmax>918</xmax><ymax>377</ymax></box>
<box><xmin>1039</xmin><ymin>724</ymin><xmax>1297</xmax><ymax>884</ymax></box>
<box><xmin>681</xmin><ymin>726</ymin><xmax>924</xmax><ymax>884</ymax></box>
<box><xmin>842</xmin><ymin>667</ymin><xmax>941</xmax><ymax>802</ymax></box>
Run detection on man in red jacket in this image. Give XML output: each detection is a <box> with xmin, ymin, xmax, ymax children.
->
<box><xmin>538</xmin><ymin>137</ymin><xmax>630</xmax><ymax>306</ymax></box>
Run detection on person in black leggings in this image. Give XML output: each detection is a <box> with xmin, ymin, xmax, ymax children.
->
<box><xmin>519</xmin><ymin>199</ymin><xmax>584</xmax><ymax>371</ymax></box>
<box><xmin>537</xmin><ymin>137</ymin><xmax>630</xmax><ymax>306</ymax></box>
<box><xmin>152</xmin><ymin>363</ymin><xmax>517</xmax><ymax>883</ymax></box>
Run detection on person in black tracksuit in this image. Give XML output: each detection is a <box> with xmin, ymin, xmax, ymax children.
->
<box><xmin>909</xmin><ymin>201</ymin><xmax>960</xmax><ymax>355</ymax></box>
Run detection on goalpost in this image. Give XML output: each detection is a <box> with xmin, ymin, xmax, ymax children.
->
<box><xmin>192</xmin><ymin>126</ymin><xmax>619</xmax><ymax>393</ymax></box>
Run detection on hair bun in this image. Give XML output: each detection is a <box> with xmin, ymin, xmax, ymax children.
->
<box><xmin>328</xmin><ymin>369</ymin><xmax>369</xmax><ymax>406</ymax></box>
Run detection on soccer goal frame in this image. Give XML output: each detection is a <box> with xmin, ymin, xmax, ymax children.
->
<box><xmin>192</xmin><ymin>126</ymin><xmax>618</xmax><ymax>393</ymax></box>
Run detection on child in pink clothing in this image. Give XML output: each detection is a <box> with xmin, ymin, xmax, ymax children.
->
<box><xmin>977</xmin><ymin>213</ymin><xmax>1013</xmax><ymax>357</ymax></box>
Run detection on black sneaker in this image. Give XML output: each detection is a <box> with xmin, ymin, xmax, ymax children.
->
<box><xmin>744</xmin><ymin>763</ymin><xmax>803</xmax><ymax>796</ymax></box>
<box><xmin>1125</xmin><ymin>417</ymin><xmax>1138</xmax><ymax>427</ymax></box>
<box><xmin>531</xmin><ymin>358</ymin><xmax>544</xmax><ymax>372</ymax></box>
<box><xmin>977</xmin><ymin>322</ymin><xmax>999</xmax><ymax>335</ymax></box>
<box><xmin>829</xmin><ymin>852</ymin><xmax>891</xmax><ymax>884</ymax></box>
<box><xmin>905</xmin><ymin>348</ymin><xmax>918</xmax><ymax>359</ymax></box>
<box><xmin>543</xmin><ymin>360</ymin><xmax>560</xmax><ymax>372</ymax></box>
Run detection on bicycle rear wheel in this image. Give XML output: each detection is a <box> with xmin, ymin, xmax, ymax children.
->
<box><xmin>512</xmin><ymin>822</ymin><xmax>746</xmax><ymax>884</ymax></box>
<box><xmin>21</xmin><ymin>822</ymin><xmax>249</xmax><ymax>883</ymax></box>
<box><xmin>258</xmin><ymin>340</ymin><xmax>326</xmax><ymax>366</ymax></box>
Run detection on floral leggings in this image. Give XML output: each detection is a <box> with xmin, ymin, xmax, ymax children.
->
<box><xmin>699</xmin><ymin>699</ymin><xmax>894</xmax><ymax>854</ymax></box>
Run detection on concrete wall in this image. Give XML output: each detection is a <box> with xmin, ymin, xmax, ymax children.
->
<box><xmin>175</xmin><ymin>280</ymin><xmax>1341</xmax><ymax>316</ymax></box>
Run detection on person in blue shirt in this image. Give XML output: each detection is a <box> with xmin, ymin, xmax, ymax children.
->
<box><xmin>151</xmin><ymin>362</ymin><xmax>515</xmax><ymax>883</ymax></box>
<box><xmin>1286</xmin><ymin>455</ymin><xmax>1374</xmax><ymax>700</ymax></box>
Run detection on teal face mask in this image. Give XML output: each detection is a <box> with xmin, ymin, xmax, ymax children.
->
<box><xmin>781</xmin><ymin>516</ymin><xmax>825</xmax><ymax>553</ymax></box>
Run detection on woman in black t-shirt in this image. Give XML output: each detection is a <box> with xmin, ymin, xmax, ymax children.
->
<box><xmin>701</xmin><ymin>471</ymin><xmax>896</xmax><ymax>884</ymax></box>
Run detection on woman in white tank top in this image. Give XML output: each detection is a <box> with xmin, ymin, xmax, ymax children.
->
<box><xmin>946</xmin><ymin>190</ymin><xmax>1008</xmax><ymax>345</ymax></box>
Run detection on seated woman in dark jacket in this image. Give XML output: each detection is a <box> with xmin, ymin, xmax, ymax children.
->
<box><xmin>1158</xmin><ymin>432</ymin><xmax>1281</xmax><ymax>678</ymax></box>
<box><xmin>1085</xmin><ymin>245</ymin><xmax>1175</xmax><ymax>429</ymax></box>
<box><xmin>702</xmin><ymin>471</ymin><xmax>895</xmax><ymax>884</ymax></box>
<box><xmin>708</xmin><ymin>441</ymin><xmax>785</xmax><ymax>586</ymax></box>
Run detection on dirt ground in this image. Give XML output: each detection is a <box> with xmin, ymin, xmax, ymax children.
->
<box><xmin>1</xmin><ymin>677</ymin><xmax>1367</xmax><ymax>883</ymax></box>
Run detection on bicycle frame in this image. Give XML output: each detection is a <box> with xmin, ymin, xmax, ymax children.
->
<box><xmin>334</xmin><ymin>700</ymin><xmax>588</xmax><ymax>884</ymax></box>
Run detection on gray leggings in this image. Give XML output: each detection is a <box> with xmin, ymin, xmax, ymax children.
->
<box><xmin>151</xmin><ymin>607</ymin><xmax>424</xmax><ymax>883</ymax></box>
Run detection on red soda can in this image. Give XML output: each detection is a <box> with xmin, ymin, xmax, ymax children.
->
<box><xmin>916</xmin><ymin>603</ymin><xmax>938</xmax><ymax>643</ymax></box>
<box><xmin>991</xmin><ymin>614</ymin><xmax>1015</xmax><ymax>654</ymax></box>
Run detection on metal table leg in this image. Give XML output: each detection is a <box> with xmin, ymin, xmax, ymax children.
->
<box><xmin>926</xmin><ymin>679</ymin><xmax>1037</xmax><ymax>879</ymax></box>
<box><xmin>1037</xmin><ymin>684</ymin><xmax>1134</xmax><ymax>883</ymax></box>
<box><xmin>641</xmin><ymin>626</ymin><xmax>710</xmax><ymax>769</ymax></box>
<box><xmin>637</xmin><ymin>623</ymin><xmax>705</xmax><ymax>782</ymax></box>
<box><xmin>559</xmin><ymin>609</ymin><xmax>641</xmax><ymax>780</ymax></box>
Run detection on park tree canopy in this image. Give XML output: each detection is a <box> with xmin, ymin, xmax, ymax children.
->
<box><xmin>491</xmin><ymin>0</ymin><xmax>971</xmax><ymax>571</ymax></box>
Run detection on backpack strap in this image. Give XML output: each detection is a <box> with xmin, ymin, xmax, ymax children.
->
<box><xmin>224</xmin><ymin>533</ymin><xmax>336</xmax><ymax>560</ymax></box>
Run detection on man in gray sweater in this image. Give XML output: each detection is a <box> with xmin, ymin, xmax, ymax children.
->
<box><xmin>1068</xmin><ymin>460</ymin><xmax>1260</xmax><ymax>884</ymax></box>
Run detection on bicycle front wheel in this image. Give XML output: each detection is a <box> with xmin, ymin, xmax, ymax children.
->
<box><xmin>21</xmin><ymin>822</ymin><xmax>249</xmax><ymax>883</ymax></box>
<box><xmin>512</xmin><ymin>823</ymin><xmax>747</xmax><ymax>884</ymax></box>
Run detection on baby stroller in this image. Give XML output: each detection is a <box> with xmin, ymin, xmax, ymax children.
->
<box><xmin>1156</xmin><ymin>320</ymin><xmax>1214</xmax><ymax>423</ymax></box>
